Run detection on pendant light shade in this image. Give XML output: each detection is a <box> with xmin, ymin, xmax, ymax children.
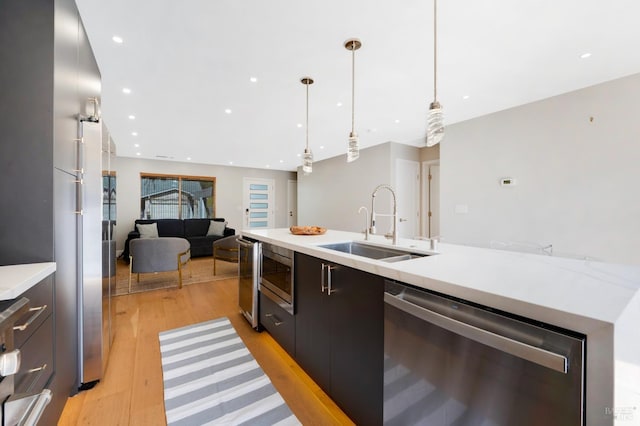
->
<box><xmin>301</xmin><ymin>77</ymin><xmax>314</xmax><ymax>175</ymax></box>
<box><xmin>426</xmin><ymin>0</ymin><xmax>444</xmax><ymax>147</ymax></box>
<box><xmin>345</xmin><ymin>38</ymin><xmax>362</xmax><ymax>162</ymax></box>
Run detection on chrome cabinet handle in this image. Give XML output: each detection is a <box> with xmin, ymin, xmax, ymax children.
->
<box><xmin>326</xmin><ymin>265</ymin><xmax>337</xmax><ymax>295</ymax></box>
<box><xmin>13</xmin><ymin>305</ymin><xmax>47</xmax><ymax>332</ymax></box>
<box><xmin>320</xmin><ymin>263</ymin><xmax>327</xmax><ymax>293</ymax></box>
<box><xmin>384</xmin><ymin>292</ymin><xmax>568</xmax><ymax>374</ymax></box>
<box><xmin>19</xmin><ymin>364</ymin><xmax>48</xmax><ymax>393</ymax></box>
<box><xmin>265</xmin><ymin>313</ymin><xmax>283</xmax><ymax>327</ymax></box>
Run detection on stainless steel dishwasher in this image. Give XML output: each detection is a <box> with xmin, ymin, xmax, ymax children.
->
<box><xmin>238</xmin><ymin>237</ymin><xmax>260</xmax><ymax>329</ymax></box>
<box><xmin>384</xmin><ymin>280</ymin><xmax>585</xmax><ymax>426</ymax></box>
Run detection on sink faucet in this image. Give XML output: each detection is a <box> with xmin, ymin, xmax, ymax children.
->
<box><xmin>370</xmin><ymin>184</ymin><xmax>398</xmax><ymax>245</ymax></box>
<box><xmin>358</xmin><ymin>206</ymin><xmax>370</xmax><ymax>240</ymax></box>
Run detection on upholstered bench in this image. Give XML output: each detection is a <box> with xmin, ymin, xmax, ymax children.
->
<box><xmin>128</xmin><ymin>237</ymin><xmax>191</xmax><ymax>292</ymax></box>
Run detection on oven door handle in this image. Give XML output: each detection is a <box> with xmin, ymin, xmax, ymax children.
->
<box><xmin>4</xmin><ymin>389</ymin><xmax>52</xmax><ymax>426</ymax></box>
<box><xmin>384</xmin><ymin>291</ymin><xmax>568</xmax><ymax>374</ymax></box>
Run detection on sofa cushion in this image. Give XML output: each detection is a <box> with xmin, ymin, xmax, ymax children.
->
<box><xmin>135</xmin><ymin>219</ymin><xmax>184</xmax><ymax>237</ymax></box>
<box><xmin>207</xmin><ymin>220</ymin><xmax>227</xmax><ymax>237</ymax></box>
<box><xmin>136</xmin><ymin>223</ymin><xmax>159</xmax><ymax>239</ymax></box>
<box><xmin>184</xmin><ymin>218</ymin><xmax>226</xmax><ymax>237</ymax></box>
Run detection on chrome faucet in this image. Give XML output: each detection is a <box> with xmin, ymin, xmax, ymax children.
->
<box><xmin>358</xmin><ymin>206</ymin><xmax>370</xmax><ymax>240</ymax></box>
<box><xmin>370</xmin><ymin>184</ymin><xmax>398</xmax><ymax>245</ymax></box>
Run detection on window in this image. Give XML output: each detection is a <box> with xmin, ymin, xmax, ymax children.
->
<box><xmin>140</xmin><ymin>174</ymin><xmax>216</xmax><ymax>219</ymax></box>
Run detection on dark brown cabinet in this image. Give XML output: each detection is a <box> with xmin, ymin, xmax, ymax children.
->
<box><xmin>294</xmin><ymin>253</ymin><xmax>384</xmax><ymax>426</ymax></box>
<box><xmin>259</xmin><ymin>291</ymin><xmax>295</xmax><ymax>356</ymax></box>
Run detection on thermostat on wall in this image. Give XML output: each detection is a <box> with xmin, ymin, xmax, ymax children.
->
<box><xmin>500</xmin><ymin>177</ymin><xmax>517</xmax><ymax>186</ymax></box>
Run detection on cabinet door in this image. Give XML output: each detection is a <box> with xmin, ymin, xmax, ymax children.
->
<box><xmin>294</xmin><ymin>253</ymin><xmax>331</xmax><ymax>392</ymax></box>
<box><xmin>330</xmin><ymin>265</ymin><xmax>384</xmax><ymax>426</ymax></box>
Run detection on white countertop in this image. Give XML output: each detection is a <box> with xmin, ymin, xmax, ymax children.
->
<box><xmin>242</xmin><ymin>228</ymin><xmax>640</xmax><ymax>426</ymax></box>
<box><xmin>0</xmin><ymin>262</ymin><xmax>56</xmax><ymax>300</ymax></box>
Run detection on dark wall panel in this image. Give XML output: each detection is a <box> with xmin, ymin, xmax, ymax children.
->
<box><xmin>0</xmin><ymin>0</ymin><xmax>55</xmax><ymax>264</ymax></box>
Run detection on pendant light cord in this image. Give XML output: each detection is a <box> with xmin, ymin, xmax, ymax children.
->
<box><xmin>305</xmin><ymin>82</ymin><xmax>310</xmax><ymax>150</ymax></box>
<box><xmin>351</xmin><ymin>45</ymin><xmax>356</xmax><ymax>133</ymax></box>
<box><xmin>433</xmin><ymin>0</ymin><xmax>438</xmax><ymax>102</ymax></box>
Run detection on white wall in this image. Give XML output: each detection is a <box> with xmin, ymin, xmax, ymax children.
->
<box><xmin>112</xmin><ymin>156</ymin><xmax>295</xmax><ymax>250</ymax></box>
<box><xmin>297</xmin><ymin>142</ymin><xmax>420</xmax><ymax>234</ymax></box>
<box><xmin>441</xmin><ymin>73</ymin><xmax>640</xmax><ymax>265</ymax></box>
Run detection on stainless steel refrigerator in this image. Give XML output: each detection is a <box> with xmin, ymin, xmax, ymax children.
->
<box><xmin>76</xmin><ymin>118</ymin><xmax>113</xmax><ymax>389</ymax></box>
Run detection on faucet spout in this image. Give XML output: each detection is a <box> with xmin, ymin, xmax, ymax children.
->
<box><xmin>370</xmin><ymin>184</ymin><xmax>398</xmax><ymax>245</ymax></box>
<box><xmin>358</xmin><ymin>206</ymin><xmax>370</xmax><ymax>240</ymax></box>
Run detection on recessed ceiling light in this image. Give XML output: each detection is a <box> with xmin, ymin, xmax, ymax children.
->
<box><xmin>187</xmin><ymin>157</ymin><xmax>192</xmax><ymax>161</ymax></box>
<box><xmin>122</xmin><ymin>88</ymin><xmax>131</xmax><ymax>94</ymax></box>
<box><xmin>250</xmin><ymin>77</ymin><xmax>258</xmax><ymax>83</ymax></box>
<box><xmin>580</xmin><ymin>52</ymin><xmax>592</xmax><ymax>59</ymax></box>
<box><xmin>112</xmin><ymin>35</ymin><xmax>123</xmax><ymax>44</ymax></box>
<box><xmin>394</xmin><ymin>119</ymin><xmax>400</xmax><ymax>124</ymax></box>
<box><xmin>265</xmin><ymin>165</ymin><xmax>270</xmax><ymax>168</ymax></box>
<box><xmin>463</xmin><ymin>95</ymin><xmax>470</xmax><ymax>100</ymax></box>
<box><xmin>131</xmin><ymin>131</ymin><xmax>138</xmax><ymax>136</ymax></box>
<box><xmin>297</xmin><ymin>123</ymin><xmax>302</xmax><ymax>128</ymax></box>
<box><xmin>136</xmin><ymin>152</ymin><xmax>141</xmax><ymax>156</ymax></box>
<box><xmin>228</xmin><ymin>161</ymin><xmax>233</xmax><ymax>165</ymax></box>
<box><xmin>279</xmin><ymin>159</ymin><xmax>284</xmax><ymax>163</ymax></box>
<box><xmin>320</xmin><ymin>146</ymin><xmax>325</xmax><ymax>150</ymax></box>
<box><xmin>134</xmin><ymin>143</ymin><xmax>140</xmax><ymax>148</ymax></box>
<box><xmin>337</xmin><ymin>102</ymin><xmax>343</xmax><ymax>107</ymax></box>
<box><xmin>297</xmin><ymin>153</ymin><xmax>301</xmax><ymax>157</ymax></box>
<box><xmin>128</xmin><ymin>115</ymin><xmax>135</xmax><ymax>120</ymax></box>
<box><xmin>224</xmin><ymin>108</ymin><xmax>232</xmax><ymax>114</ymax></box>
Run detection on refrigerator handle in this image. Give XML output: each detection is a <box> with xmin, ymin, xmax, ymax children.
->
<box><xmin>74</xmin><ymin>135</ymin><xmax>84</xmax><ymax>215</ymax></box>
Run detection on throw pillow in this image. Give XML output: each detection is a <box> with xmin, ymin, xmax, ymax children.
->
<box><xmin>137</xmin><ymin>223</ymin><xmax>159</xmax><ymax>239</ymax></box>
<box><xmin>207</xmin><ymin>220</ymin><xmax>227</xmax><ymax>237</ymax></box>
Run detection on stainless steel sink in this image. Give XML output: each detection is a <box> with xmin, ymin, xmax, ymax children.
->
<box><xmin>318</xmin><ymin>241</ymin><xmax>428</xmax><ymax>262</ymax></box>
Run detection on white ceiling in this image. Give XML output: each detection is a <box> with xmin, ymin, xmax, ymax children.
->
<box><xmin>76</xmin><ymin>0</ymin><xmax>640</xmax><ymax>171</ymax></box>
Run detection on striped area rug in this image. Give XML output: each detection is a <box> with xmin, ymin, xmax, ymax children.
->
<box><xmin>159</xmin><ymin>317</ymin><xmax>300</xmax><ymax>425</ymax></box>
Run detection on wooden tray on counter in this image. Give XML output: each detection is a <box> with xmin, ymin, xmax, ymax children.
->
<box><xmin>290</xmin><ymin>226</ymin><xmax>327</xmax><ymax>235</ymax></box>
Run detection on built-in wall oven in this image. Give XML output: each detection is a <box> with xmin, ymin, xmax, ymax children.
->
<box><xmin>384</xmin><ymin>280</ymin><xmax>585</xmax><ymax>426</ymax></box>
<box><xmin>0</xmin><ymin>297</ymin><xmax>52</xmax><ymax>425</ymax></box>
<box><xmin>259</xmin><ymin>243</ymin><xmax>294</xmax><ymax>315</ymax></box>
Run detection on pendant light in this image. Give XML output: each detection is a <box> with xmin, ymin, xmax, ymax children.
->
<box><xmin>301</xmin><ymin>77</ymin><xmax>314</xmax><ymax>175</ymax></box>
<box><xmin>427</xmin><ymin>0</ymin><xmax>444</xmax><ymax>147</ymax></box>
<box><xmin>345</xmin><ymin>38</ymin><xmax>362</xmax><ymax>162</ymax></box>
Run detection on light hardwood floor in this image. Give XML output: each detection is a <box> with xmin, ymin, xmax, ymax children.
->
<box><xmin>57</xmin><ymin>274</ymin><xmax>353</xmax><ymax>425</ymax></box>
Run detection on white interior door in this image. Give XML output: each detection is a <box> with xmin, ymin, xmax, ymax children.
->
<box><xmin>422</xmin><ymin>162</ymin><xmax>441</xmax><ymax>238</ymax></box>
<box><xmin>243</xmin><ymin>178</ymin><xmax>275</xmax><ymax>229</ymax></box>
<box><xmin>430</xmin><ymin>164</ymin><xmax>440</xmax><ymax>238</ymax></box>
<box><xmin>395</xmin><ymin>159</ymin><xmax>420</xmax><ymax>238</ymax></box>
<box><xmin>287</xmin><ymin>180</ymin><xmax>297</xmax><ymax>227</ymax></box>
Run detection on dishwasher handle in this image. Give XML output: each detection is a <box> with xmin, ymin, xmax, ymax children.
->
<box><xmin>384</xmin><ymin>291</ymin><xmax>568</xmax><ymax>374</ymax></box>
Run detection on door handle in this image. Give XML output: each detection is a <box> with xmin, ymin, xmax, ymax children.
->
<box><xmin>320</xmin><ymin>263</ymin><xmax>327</xmax><ymax>293</ymax></box>
<box><xmin>321</xmin><ymin>263</ymin><xmax>338</xmax><ymax>294</ymax></box>
<box><xmin>264</xmin><ymin>313</ymin><xmax>283</xmax><ymax>327</ymax></box>
<box><xmin>13</xmin><ymin>305</ymin><xmax>47</xmax><ymax>332</ymax></box>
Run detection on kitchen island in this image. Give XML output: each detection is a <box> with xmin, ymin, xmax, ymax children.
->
<box><xmin>242</xmin><ymin>228</ymin><xmax>640</xmax><ymax>426</ymax></box>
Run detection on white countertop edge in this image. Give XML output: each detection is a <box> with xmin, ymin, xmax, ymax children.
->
<box><xmin>0</xmin><ymin>262</ymin><xmax>57</xmax><ymax>300</ymax></box>
<box><xmin>241</xmin><ymin>228</ymin><xmax>638</xmax><ymax>333</ymax></box>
